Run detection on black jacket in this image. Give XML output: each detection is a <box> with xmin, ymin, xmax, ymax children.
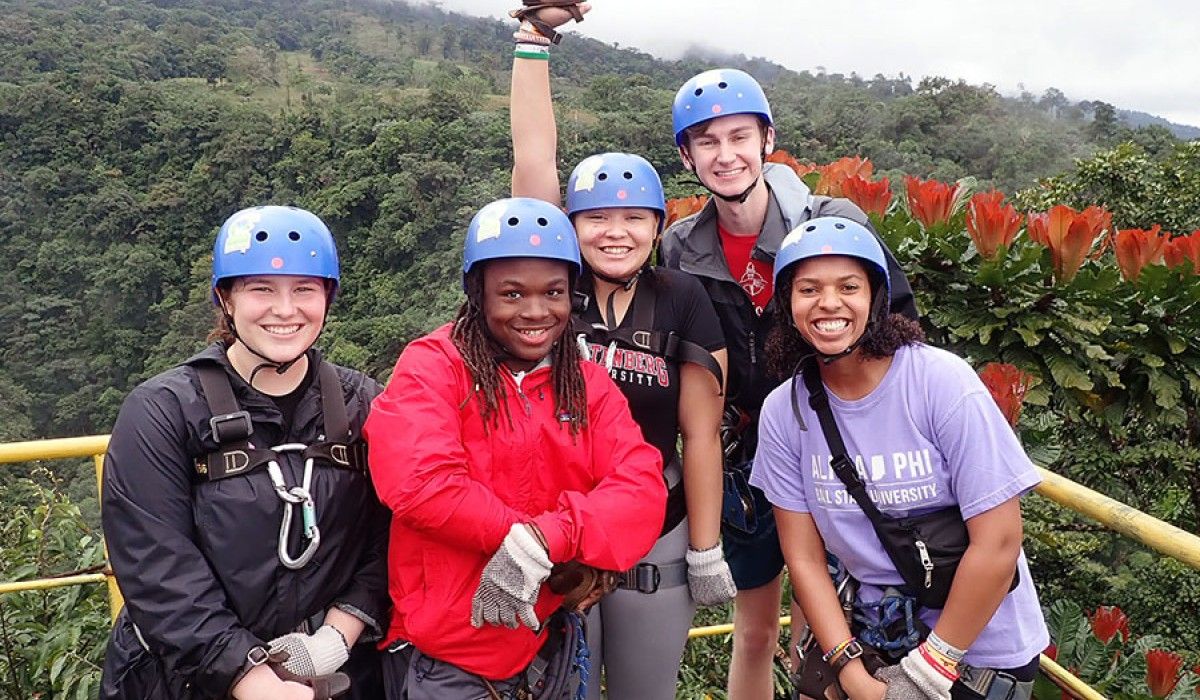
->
<box><xmin>100</xmin><ymin>344</ymin><xmax>388</xmax><ymax>699</ymax></box>
<box><xmin>661</xmin><ymin>164</ymin><xmax>918</xmax><ymax>454</ymax></box>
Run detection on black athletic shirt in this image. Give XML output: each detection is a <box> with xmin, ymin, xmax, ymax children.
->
<box><xmin>270</xmin><ymin>357</ymin><xmax>317</xmax><ymax>433</ymax></box>
<box><xmin>577</xmin><ymin>267</ymin><xmax>725</xmax><ymax>468</ymax></box>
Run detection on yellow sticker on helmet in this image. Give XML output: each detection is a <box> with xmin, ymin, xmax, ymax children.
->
<box><xmin>222</xmin><ymin>210</ymin><xmax>261</xmax><ymax>255</ymax></box>
<box><xmin>475</xmin><ymin>200</ymin><xmax>506</xmax><ymax>243</ymax></box>
<box><xmin>572</xmin><ymin>155</ymin><xmax>605</xmax><ymax>193</ymax></box>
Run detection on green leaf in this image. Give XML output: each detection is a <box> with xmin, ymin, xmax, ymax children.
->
<box><xmin>1147</xmin><ymin>369</ymin><xmax>1183</xmax><ymax>409</ymax></box>
<box><xmin>1045</xmin><ymin>354</ymin><xmax>1094</xmax><ymax>391</ymax></box>
<box><xmin>1016</xmin><ymin>326</ymin><xmax>1042</xmax><ymax>346</ymax></box>
<box><xmin>50</xmin><ymin>653</ymin><xmax>66</xmax><ymax>683</ymax></box>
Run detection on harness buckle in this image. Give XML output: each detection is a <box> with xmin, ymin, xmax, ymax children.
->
<box><xmin>209</xmin><ymin>410</ymin><xmax>252</xmax><ymax>443</ymax></box>
<box><xmin>631</xmin><ymin>330</ymin><xmax>652</xmax><ymax>350</ymax></box>
<box><xmin>619</xmin><ymin>563</ymin><xmax>660</xmax><ymax>594</ymax></box>
<box><xmin>329</xmin><ymin>444</ymin><xmax>350</xmax><ymax>466</ymax></box>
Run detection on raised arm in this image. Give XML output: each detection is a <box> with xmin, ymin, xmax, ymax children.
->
<box><xmin>509</xmin><ymin>4</ymin><xmax>589</xmax><ymax>203</ymax></box>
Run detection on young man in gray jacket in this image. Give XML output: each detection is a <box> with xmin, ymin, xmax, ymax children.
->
<box><xmin>662</xmin><ymin>68</ymin><xmax>917</xmax><ymax>700</ymax></box>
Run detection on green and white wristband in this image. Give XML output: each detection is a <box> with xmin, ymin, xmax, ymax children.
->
<box><xmin>514</xmin><ymin>42</ymin><xmax>550</xmax><ymax>61</ymax></box>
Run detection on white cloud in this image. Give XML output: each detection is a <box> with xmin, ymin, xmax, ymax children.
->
<box><xmin>424</xmin><ymin>0</ymin><xmax>1200</xmax><ymax>127</ymax></box>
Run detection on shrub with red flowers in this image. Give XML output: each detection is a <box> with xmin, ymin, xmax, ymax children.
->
<box><xmin>1035</xmin><ymin>601</ymin><xmax>1199</xmax><ymax>700</ymax></box>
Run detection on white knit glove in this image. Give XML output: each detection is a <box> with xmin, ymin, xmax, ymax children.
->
<box><xmin>471</xmin><ymin>523</ymin><xmax>553</xmax><ymax>630</ymax></box>
<box><xmin>874</xmin><ymin>644</ymin><xmax>956</xmax><ymax>700</ymax></box>
<box><xmin>267</xmin><ymin>624</ymin><xmax>349</xmax><ymax>677</ymax></box>
<box><xmin>686</xmin><ymin>545</ymin><xmax>736</xmax><ymax>606</ymax></box>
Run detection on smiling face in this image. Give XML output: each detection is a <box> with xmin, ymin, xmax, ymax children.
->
<box><xmin>788</xmin><ymin>255</ymin><xmax>874</xmax><ymax>357</ymax></box>
<box><xmin>220</xmin><ymin>275</ymin><xmax>328</xmax><ymax>364</ymax></box>
<box><xmin>480</xmin><ymin>257</ymin><xmax>572</xmax><ymax>371</ymax></box>
<box><xmin>680</xmin><ymin>114</ymin><xmax>775</xmax><ymax>198</ymax></box>
<box><xmin>572</xmin><ymin>207</ymin><xmax>658</xmax><ymax>281</ymax></box>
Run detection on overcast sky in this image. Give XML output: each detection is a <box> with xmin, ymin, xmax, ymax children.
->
<box><xmin>424</xmin><ymin>0</ymin><xmax>1200</xmax><ymax>128</ymax></box>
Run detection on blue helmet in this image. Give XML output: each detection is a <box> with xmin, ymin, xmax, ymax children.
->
<box><xmin>462</xmin><ymin>198</ymin><xmax>581</xmax><ymax>285</ymax></box>
<box><xmin>566</xmin><ymin>153</ymin><xmax>666</xmax><ymax>232</ymax></box>
<box><xmin>211</xmin><ymin>206</ymin><xmax>340</xmax><ymax>304</ymax></box>
<box><xmin>672</xmin><ymin>69</ymin><xmax>773</xmax><ymax>146</ymax></box>
<box><xmin>773</xmin><ymin>217</ymin><xmax>890</xmax><ymax>302</ymax></box>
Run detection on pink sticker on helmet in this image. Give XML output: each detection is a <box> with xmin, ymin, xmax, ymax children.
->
<box><xmin>821</xmin><ymin>245</ymin><xmax>834</xmax><ymax>253</ymax></box>
<box><xmin>617</xmin><ymin>190</ymin><xmax>628</xmax><ymax>200</ymax></box>
<box><xmin>529</xmin><ymin>234</ymin><xmax>541</xmax><ymax>246</ymax></box>
<box><xmin>712</xmin><ymin>105</ymin><xmax>723</xmax><ymax>114</ymax></box>
<box><xmin>271</xmin><ymin>257</ymin><xmax>285</xmax><ymax>269</ymax></box>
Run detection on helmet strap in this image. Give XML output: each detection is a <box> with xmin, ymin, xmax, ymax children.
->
<box><xmin>709</xmin><ymin>176</ymin><xmax>760</xmax><ymax>204</ymax></box>
<box><xmin>789</xmin><ymin>285</ymin><xmax>889</xmax><ymax>367</ymax></box>
<box><xmin>218</xmin><ymin>295</ymin><xmax>322</xmax><ymax>388</ymax></box>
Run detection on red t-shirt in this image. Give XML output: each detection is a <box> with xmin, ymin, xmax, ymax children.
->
<box><xmin>719</xmin><ymin>223</ymin><xmax>774</xmax><ymax>315</ymax></box>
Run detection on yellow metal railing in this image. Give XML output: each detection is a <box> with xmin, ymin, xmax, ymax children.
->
<box><xmin>0</xmin><ymin>434</ymin><xmax>122</xmax><ymax>619</ymax></box>
<box><xmin>6</xmin><ymin>435</ymin><xmax>1200</xmax><ymax>699</ymax></box>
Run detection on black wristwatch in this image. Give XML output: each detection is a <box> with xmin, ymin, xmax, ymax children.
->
<box><xmin>829</xmin><ymin>639</ymin><xmax>864</xmax><ymax>673</ymax></box>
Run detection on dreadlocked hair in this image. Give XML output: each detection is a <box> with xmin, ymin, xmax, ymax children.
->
<box><xmin>764</xmin><ymin>266</ymin><xmax>925</xmax><ymax>380</ymax></box>
<box><xmin>452</xmin><ymin>268</ymin><xmax>589</xmax><ymax>435</ymax></box>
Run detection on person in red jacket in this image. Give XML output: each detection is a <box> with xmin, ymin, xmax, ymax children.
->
<box><xmin>365</xmin><ymin>197</ymin><xmax>666</xmax><ymax>699</ymax></box>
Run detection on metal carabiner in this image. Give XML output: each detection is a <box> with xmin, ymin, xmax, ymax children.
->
<box><xmin>267</xmin><ymin>445</ymin><xmax>321</xmax><ymax>570</ymax></box>
<box><xmin>278</xmin><ymin>482</ymin><xmax>321</xmax><ymax>570</ymax></box>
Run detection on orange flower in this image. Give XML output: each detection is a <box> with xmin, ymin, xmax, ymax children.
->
<box><xmin>842</xmin><ymin>176</ymin><xmax>892</xmax><ymax>218</ymax></box>
<box><xmin>816</xmin><ymin>156</ymin><xmax>874</xmax><ymax>197</ymax></box>
<box><xmin>978</xmin><ymin>363</ymin><xmax>1035</xmax><ymax>427</ymax></box>
<box><xmin>766</xmin><ymin>150</ymin><xmax>817</xmax><ymax>179</ymax></box>
<box><xmin>904</xmin><ymin>176</ymin><xmax>960</xmax><ymax>229</ymax></box>
<box><xmin>1146</xmin><ymin>649</ymin><xmax>1183</xmax><ymax>698</ymax></box>
<box><xmin>1164</xmin><ymin>230</ymin><xmax>1200</xmax><ymax>274</ymax></box>
<box><xmin>966</xmin><ymin>191</ymin><xmax>1022</xmax><ymax>259</ymax></box>
<box><xmin>1026</xmin><ymin>204</ymin><xmax>1112</xmax><ymax>283</ymax></box>
<box><xmin>1114</xmin><ymin>225</ymin><xmax>1168</xmax><ymax>282</ymax></box>
<box><xmin>1088</xmin><ymin>606</ymin><xmax>1131</xmax><ymax>644</ymax></box>
<box><xmin>664</xmin><ymin>195</ymin><xmax>709</xmax><ymax>230</ymax></box>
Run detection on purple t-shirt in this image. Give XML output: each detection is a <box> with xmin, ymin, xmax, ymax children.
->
<box><xmin>750</xmin><ymin>343</ymin><xmax>1049</xmax><ymax>668</ymax></box>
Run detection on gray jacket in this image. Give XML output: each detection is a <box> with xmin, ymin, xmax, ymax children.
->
<box><xmin>661</xmin><ymin>163</ymin><xmax>917</xmax><ymax>427</ymax></box>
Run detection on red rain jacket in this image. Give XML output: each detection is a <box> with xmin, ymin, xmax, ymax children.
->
<box><xmin>366</xmin><ymin>324</ymin><xmax>665</xmax><ymax>679</ymax></box>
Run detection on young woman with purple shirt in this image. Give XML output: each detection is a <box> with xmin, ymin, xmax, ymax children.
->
<box><xmin>749</xmin><ymin>217</ymin><xmax>1049</xmax><ymax>700</ymax></box>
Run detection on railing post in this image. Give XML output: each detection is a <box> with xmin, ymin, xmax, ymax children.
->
<box><xmin>94</xmin><ymin>453</ymin><xmax>123</xmax><ymax>621</ymax></box>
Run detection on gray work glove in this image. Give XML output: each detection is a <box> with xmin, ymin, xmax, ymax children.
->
<box><xmin>267</xmin><ymin>624</ymin><xmax>350</xmax><ymax>677</ymax></box>
<box><xmin>686</xmin><ymin>544</ymin><xmax>736</xmax><ymax>606</ymax></box>
<box><xmin>875</xmin><ymin>646</ymin><xmax>955</xmax><ymax>700</ymax></box>
<box><xmin>471</xmin><ymin>523</ymin><xmax>553</xmax><ymax>630</ymax></box>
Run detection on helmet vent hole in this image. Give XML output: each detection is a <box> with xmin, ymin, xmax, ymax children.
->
<box><xmin>537</xmin><ymin>217</ymin><xmax>548</xmax><ymax>226</ymax></box>
<box><xmin>288</xmin><ymin>231</ymin><xmax>301</xmax><ymax>241</ymax></box>
<box><xmin>508</xmin><ymin>217</ymin><xmax>520</xmax><ymax>226</ymax></box>
<box><xmin>834</xmin><ymin>223</ymin><xmax>846</xmax><ymax>230</ymax></box>
<box><xmin>597</xmin><ymin>172</ymin><xmax>608</xmax><ymax>181</ymax></box>
<box><xmin>694</xmin><ymin>88</ymin><xmax>703</xmax><ymax>96</ymax></box>
<box><xmin>718</xmin><ymin>81</ymin><xmax>728</xmax><ymax>89</ymax></box>
<box><xmin>255</xmin><ymin>230</ymin><xmax>269</xmax><ymax>241</ymax></box>
<box><xmin>622</xmin><ymin>171</ymin><xmax>633</xmax><ymax>179</ymax></box>
<box><xmin>805</xmin><ymin>224</ymin><xmax>817</xmax><ymax>232</ymax></box>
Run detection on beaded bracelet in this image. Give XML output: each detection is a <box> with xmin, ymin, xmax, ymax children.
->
<box><xmin>822</xmin><ymin>637</ymin><xmax>855</xmax><ymax>664</ymax></box>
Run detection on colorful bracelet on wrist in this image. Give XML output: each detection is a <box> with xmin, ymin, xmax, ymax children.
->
<box><xmin>925</xmin><ymin>631</ymin><xmax>966</xmax><ymax>663</ymax></box>
<box><xmin>514</xmin><ymin>42</ymin><xmax>550</xmax><ymax>60</ymax></box>
<box><xmin>822</xmin><ymin>637</ymin><xmax>855</xmax><ymax>664</ymax></box>
<box><xmin>918</xmin><ymin>642</ymin><xmax>960</xmax><ymax>681</ymax></box>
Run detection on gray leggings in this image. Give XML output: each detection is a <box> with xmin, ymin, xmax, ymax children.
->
<box><xmin>585</xmin><ymin>517</ymin><xmax>695</xmax><ymax>700</ymax></box>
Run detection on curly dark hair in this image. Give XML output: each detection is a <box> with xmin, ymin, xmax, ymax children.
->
<box><xmin>452</xmin><ymin>267</ymin><xmax>588</xmax><ymax>435</ymax></box>
<box><xmin>764</xmin><ymin>266</ymin><xmax>925</xmax><ymax>380</ymax></box>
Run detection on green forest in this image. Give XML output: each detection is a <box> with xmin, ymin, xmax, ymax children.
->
<box><xmin>2</xmin><ymin>0</ymin><xmax>1199</xmax><ymax>697</ymax></box>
